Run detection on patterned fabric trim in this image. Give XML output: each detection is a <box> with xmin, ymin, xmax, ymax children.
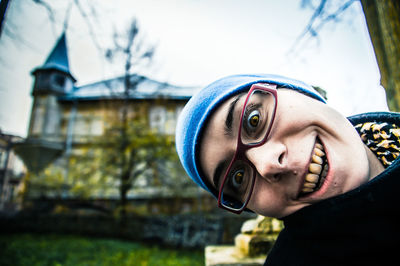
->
<box><xmin>355</xmin><ymin>122</ymin><xmax>400</xmax><ymax>167</ymax></box>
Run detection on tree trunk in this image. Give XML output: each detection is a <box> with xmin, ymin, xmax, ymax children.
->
<box><xmin>119</xmin><ymin>176</ymin><xmax>129</xmax><ymax>216</ymax></box>
<box><xmin>0</xmin><ymin>0</ymin><xmax>10</xmax><ymax>38</ymax></box>
<box><xmin>361</xmin><ymin>0</ymin><xmax>400</xmax><ymax>111</ymax></box>
<box><xmin>118</xmin><ymin>53</ymin><xmax>132</xmax><ymax>219</ymax></box>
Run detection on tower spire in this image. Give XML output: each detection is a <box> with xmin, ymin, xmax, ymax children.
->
<box><xmin>31</xmin><ymin>32</ymin><xmax>76</xmax><ymax>96</ymax></box>
<box><xmin>32</xmin><ymin>32</ymin><xmax>76</xmax><ymax>82</ymax></box>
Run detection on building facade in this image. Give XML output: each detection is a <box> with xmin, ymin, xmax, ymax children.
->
<box><xmin>22</xmin><ymin>33</ymin><xmax>204</xmax><ymax>210</ymax></box>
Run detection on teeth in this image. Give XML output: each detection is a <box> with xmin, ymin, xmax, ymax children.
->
<box><xmin>305</xmin><ymin>173</ymin><xmax>319</xmax><ymax>183</ymax></box>
<box><xmin>303</xmin><ymin>182</ymin><xmax>316</xmax><ymax>188</ymax></box>
<box><xmin>312</xmin><ymin>154</ymin><xmax>323</xmax><ymax>164</ymax></box>
<box><xmin>300</xmin><ymin>140</ymin><xmax>329</xmax><ymax>196</ymax></box>
<box><xmin>309</xmin><ymin>163</ymin><xmax>322</xmax><ymax>174</ymax></box>
<box><xmin>314</xmin><ymin>147</ymin><xmax>325</xmax><ymax>157</ymax></box>
<box><xmin>321</xmin><ymin>164</ymin><xmax>329</xmax><ymax>178</ymax></box>
<box><xmin>302</xmin><ymin>187</ymin><xmax>314</xmax><ymax>193</ymax></box>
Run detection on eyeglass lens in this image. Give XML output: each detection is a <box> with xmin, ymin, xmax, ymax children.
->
<box><xmin>220</xmin><ymin>89</ymin><xmax>276</xmax><ymax>210</ymax></box>
<box><xmin>240</xmin><ymin>90</ymin><xmax>276</xmax><ymax>145</ymax></box>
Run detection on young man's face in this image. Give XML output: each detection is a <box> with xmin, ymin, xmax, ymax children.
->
<box><xmin>200</xmin><ymin>88</ymin><xmax>383</xmax><ymax>218</ymax></box>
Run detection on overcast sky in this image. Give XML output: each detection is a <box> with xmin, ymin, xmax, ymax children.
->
<box><xmin>0</xmin><ymin>0</ymin><xmax>389</xmax><ymax>137</ymax></box>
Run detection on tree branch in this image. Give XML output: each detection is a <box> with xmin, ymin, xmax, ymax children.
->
<box><xmin>33</xmin><ymin>0</ymin><xmax>57</xmax><ymax>35</ymax></box>
<box><xmin>73</xmin><ymin>0</ymin><xmax>103</xmax><ymax>54</ymax></box>
<box><xmin>287</xmin><ymin>0</ymin><xmax>357</xmax><ymax>57</ymax></box>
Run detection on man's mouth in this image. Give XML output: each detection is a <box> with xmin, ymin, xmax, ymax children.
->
<box><xmin>299</xmin><ymin>138</ymin><xmax>329</xmax><ymax>196</ymax></box>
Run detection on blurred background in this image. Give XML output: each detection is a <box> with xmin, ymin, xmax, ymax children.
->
<box><xmin>0</xmin><ymin>0</ymin><xmax>398</xmax><ymax>265</ymax></box>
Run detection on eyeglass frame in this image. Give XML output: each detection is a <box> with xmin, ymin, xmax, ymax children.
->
<box><xmin>217</xmin><ymin>83</ymin><xmax>278</xmax><ymax>214</ymax></box>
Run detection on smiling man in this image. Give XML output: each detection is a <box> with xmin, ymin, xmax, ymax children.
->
<box><xmin>175</xmin><ymin>74</ymin><xmax>400</xmax><ymax>265</ymax></box>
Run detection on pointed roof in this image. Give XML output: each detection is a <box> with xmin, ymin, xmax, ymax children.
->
<box><xmin>32</xmin><ymin>32</ymin><xmax>76</xmax><ymax>81</ymax></box>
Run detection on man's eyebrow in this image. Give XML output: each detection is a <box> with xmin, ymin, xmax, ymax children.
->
<box><xmin>225</xmin><ymin>95</ymin><xmax>242</xmax><ymax>136</ymax></box>
<box><xmin>213</xmin><ymin>160</ymin><xmax>227</xmax><ymax>190</ymax></box>
<box><xmin>214</xmin><ymin>94</ymin><xmax>244</xmax><ymax>190</ymax></box>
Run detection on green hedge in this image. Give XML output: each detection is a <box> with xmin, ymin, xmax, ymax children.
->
<box><xmin>0</xmin><ymin>234</ymin><xmax>204</xmax><ymax>266</ymax></box>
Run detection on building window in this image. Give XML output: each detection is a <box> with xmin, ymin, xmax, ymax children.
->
<box><xmin>52</xmin><ymin>74</ymin><xmax>65</xmax><ymax>90</ymax></box>
<box><xmin>149</xmin><ymin>105</ymin><xmax>183</xmax><ymax>135</ymax></box>
<box><xmin>73</xmin><ymin>115</ymin><xmax>103</xmax><ymax>139</ymax></box>
<box><xmin>74</xmin><ymin>114</ymin><xmax>89</xmax><ymax>137</ymax></box>
<box><xmin>90</xmin><ymin>118</ymin><xmax>103</xmax><ymax>136</ymax></box>
<box><xmin>149</xmin><ymin>106</ymin><xmax>166</xmax><ymax>133</ymax></box>
<box><xmin>31</xmin><ymin>98</ymin><xmax>45</xmax><ymax>135</ymax></box>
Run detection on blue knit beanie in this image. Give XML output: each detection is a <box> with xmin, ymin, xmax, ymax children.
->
<box><xmin>175</xmin><ymin>74</ymin><xmax>326</xmax><ymax>197</ymax></box>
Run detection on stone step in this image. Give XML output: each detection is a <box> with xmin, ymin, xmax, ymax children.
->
<box><xmin>205</xmin><ymin>245</ymin><xmax>266</xmax><ymax>266</ymax></box>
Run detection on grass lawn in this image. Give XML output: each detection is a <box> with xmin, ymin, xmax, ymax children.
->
<box><xmin>0</xmin><ymin>233</ymin><xmax>204</xmax><ymax>266</ymax></box>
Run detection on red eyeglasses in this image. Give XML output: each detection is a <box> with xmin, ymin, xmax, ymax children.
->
<box><xmin>217</xmin><ymin>83</ymin><xmax>278</xmax><ymax>214</ymax></box>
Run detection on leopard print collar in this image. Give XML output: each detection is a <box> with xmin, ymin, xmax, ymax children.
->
<box><xmin>355</xmin><ymin>122</ymin><xmax>400</xmax><ymax>167</ymax></box>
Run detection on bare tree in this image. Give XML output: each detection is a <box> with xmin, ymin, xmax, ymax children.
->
<box><xmin>21</xmin><ymin>1</ymin><xmax>103</xmax><ymax>57</ymax></box>
<box><xmin>104</xmin><ymin>19</ymin><xmax>158</xmax><ymax>216</ymax></box>
<box><xmin>106</xmin><ymin>19</ymin><xmax>155</xmax><ymax>96</ymax></box>
<box><xmin>288</xmin><ymin>0</ymin><xmax>356</xmax><ymax>57</ymax></box>
<box><xmin>295</xmin><ymin>0</ymin><xmax>400</xmax><ymax>111</ymax></box>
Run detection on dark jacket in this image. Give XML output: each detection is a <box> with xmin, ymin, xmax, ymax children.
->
<box><xmin>264</xmin><ymin>112</ymin><xmax>400</xmax><ymax>266</ymax></box>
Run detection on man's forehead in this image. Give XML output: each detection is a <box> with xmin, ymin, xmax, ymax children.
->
<box><xmin>216</xmin><ymin>93</ymin><xmax>247</xmax><ymax>119</ymax></box>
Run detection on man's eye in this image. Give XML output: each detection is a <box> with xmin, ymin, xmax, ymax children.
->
<box><xmin>232</xmin><ymin>169</ymin><xmax>245</xmax><ymax>188</ymax></box>
<box><xmin>247</xmin><ymin>110</ymin><xmax>260</xmax><ymax>129</ymax></box>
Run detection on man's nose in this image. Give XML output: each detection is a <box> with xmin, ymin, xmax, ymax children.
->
<box><xmin>245</xmin><ymin>141</ymin><xmax>287</xmax><ymax>182</ymax></box>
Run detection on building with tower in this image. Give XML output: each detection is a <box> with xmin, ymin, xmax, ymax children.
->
<box><xmin>29</xmin><ymin>33</ymin><xmax>76</xmax><ymax>143</ymax></box>
<box><xmin>14</xmin><ymin>33</ymin><xmax>207</xmax><ymax>214</ymax></box>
